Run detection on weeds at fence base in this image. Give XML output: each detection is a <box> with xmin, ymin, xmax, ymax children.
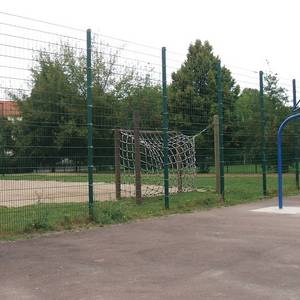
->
<box><xmin>23</xmin><ymin>212</ymin><xmax>53</xmax><ymax>233</ymax></box>
<box><xmin>0</xmin><ymin>191</ymin><xmax>219</xmax><ymax>239</ymax></box>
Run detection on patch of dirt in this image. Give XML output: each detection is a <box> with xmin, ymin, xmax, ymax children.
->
<box><xmin>0</xmin><ymin>180</ymin><xmax>178</xmax><ymax>207</ymax></box>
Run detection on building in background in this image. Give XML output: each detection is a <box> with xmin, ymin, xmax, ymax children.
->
<box><xmin>0</xmin><ymin>101</ymin><xmax>20</xmax><ymax>121</ymax></box>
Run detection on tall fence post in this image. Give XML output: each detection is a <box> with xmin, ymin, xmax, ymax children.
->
<box><xmin>292</xmin><ymin>79</ymin><xmax>300</xmax><ymax>190</ymax></box>
<box><xmin>114</xmin><ymin>129</ymin><xmax>121</xmax><ymax>200</ymax></box>
<box><xmin>162</xmin><ymin>47</ymin><xmax>169</xmax><ymax>209</ymax></box>
<box><xmin>133</xmin><ymin>111</ymin><xmax>142</xmax><ymax>204</ymax></box>
<box><xmin>213</xmin><ymin>115</ymin><xmax>221</xmax><ymax>195</ymax></box>
<box><xmin>217</xmin><ymin>61</ymin><xmax>224</xmax><ymax>201</ymax></box>
<box><xmin>86</xmin><ymin>29</ymin><xmax>94</xmax><ymax>218</ymax></box>
<box><xmin>259</xmin><ymin>71</ymin><xmax>267</xmax><ymax>196</ymax></box>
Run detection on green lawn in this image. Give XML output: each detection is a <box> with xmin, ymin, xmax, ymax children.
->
<box><xmin>198</xmin><ymin>173</ymin><xmax>299</xmax><ymax>204</ymax></box>
<box><xmin>0</xmin><ymin>172</ymin><xmax>299</xmax><ymax>239</ymax></box>
<box><xmin>0</xmin><ymin>172</ymin><xmax>194</xmax><ymax>186</ymax></box>
<box><xmin>0</xmin><ymin>191</ymin><xmax>219</xmax><ymax>239</ymax></box>
<box><xmin>210</xmin><ymin>164</ymin><xmax>298</xmax><ymax>174</ymax></box>
<box><xmin>209</xmin><ymin>164</ymin><xmax>260</xmax><ymax>174</ymax></box>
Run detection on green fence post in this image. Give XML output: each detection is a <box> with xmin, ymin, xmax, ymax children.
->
<box><xmin>217</xmin><ymin>61</ymin><xmax>224</xmax><ymax>201</ymax></box>
<box><xmin>259</xmin><ymin>71</ymin><xmax>267</xmax><ymax>196</ymax></box>
<box><xmin>86</xmin><ymin>29</ymin><xmax>94</xmax><ymax>218</ymax></box>
<box><xmin>292</xmin><ymin>79</ymin><xmax>300</xmax><ymax>190</ymax></box>
<box><xmin>162</xmin><ymin>47</ymin><xmax>169</xmax><ymax>209</ymax></box>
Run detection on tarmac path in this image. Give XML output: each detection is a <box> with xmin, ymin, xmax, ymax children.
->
<box><xmin>1</xmin><ymin>197</ymin><xmax>300</xmax><ymax>299</ymax></box>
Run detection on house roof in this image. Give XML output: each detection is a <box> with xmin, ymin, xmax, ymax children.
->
<box><xmin>0</xmin><ymin>101</ymin><xmax>20</xmax><ymax>117</ymax></box>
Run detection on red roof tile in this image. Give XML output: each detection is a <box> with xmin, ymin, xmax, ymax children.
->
<box><xmin>0</xmin><ymin>101</ymin><xmax>20</xmax><ymax>117</ymax></box>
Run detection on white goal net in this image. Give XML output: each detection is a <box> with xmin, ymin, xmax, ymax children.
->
<box><xmin>116</xmin><ymin>129</ymin><xmax>196</xmax><ymax>198</ymax></box>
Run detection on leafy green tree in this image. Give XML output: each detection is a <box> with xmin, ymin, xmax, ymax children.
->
<box><xmin>169</xmin><ymin>40</ymin><xmax>240</xmax><ymax>170</ymax></box>
<box><xmin>0</xmin><ymin>117</ymin><xmax>15</xmax><ymax>174</ymax></box>
<box><xmin>11</xmin><ymin>43</ymin><xmax>159</xmax><ymax>172</ymax></box>
<box><xmin>118</xmin><ymin>84</ymin><xmax>162</xmax><ymax>129</ymax></box>
<box><xmin>234</xmin><ymin>88</ymin><xmax>262</xmax><ymax>165</ymax></box>
<box><xmin>234</xmin><ymin>72</ymin><xmax>291</xmax><ymax>170</ymax></box>
<box><xmin>13</xmin><ymin>50</ymin><xmax>81</xmax><ymax>171</ymax></box>
<box><xmin>264</xmin><ymin>72</ymin><xmax>291</xmax><ymax>169</ymax></box>
<box><xmin>12</xmin><ymin>45</ymin><xmax>116</xmax><ymax>171</ymax></box>
<box><xmin>91</xmin><ymin>50</ymin><xmax>162</xmax><ymax>169</ymax></box>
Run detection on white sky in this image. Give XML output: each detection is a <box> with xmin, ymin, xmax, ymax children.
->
<box><xmin>1</xmin><ymin>0</ymin><xmax>300</xmax><ymax>95</ymax></box>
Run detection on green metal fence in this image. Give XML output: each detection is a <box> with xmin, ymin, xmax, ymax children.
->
<box><xmin>0</xmin><ymin>12</ymin><xmax>299</xmax><ymax>235</ymax></box>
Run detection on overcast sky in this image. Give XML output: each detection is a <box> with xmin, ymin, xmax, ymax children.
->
<box><xmin>1</xmin><ymin>0</ymin><xmax>299</xmax><ymax>92</ymax></box>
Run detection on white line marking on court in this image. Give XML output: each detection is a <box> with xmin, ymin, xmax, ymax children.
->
<box><xmin>251</xmin><ymin>206</ymin><xmax>300</xmax><ymax>215</ymax></box>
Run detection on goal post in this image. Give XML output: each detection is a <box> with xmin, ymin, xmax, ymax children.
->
<box><xmin>176</xmin><ymin>147</ymin><xmax>183</xmax><ymax>193</ymax></box>
<box><xmin>114</xmin><ymin>129</ymin><xmax>121</xmax><ymax>200</ymax></box>
<box><xmin>114</xmin><ymin>127</ymin><xmax>197</xmax><ymax>201</ymax></box>
<box><xmin>133</xmin><ymin>111</ymin><xmax>142</xmax><ymax>204</ymax></box>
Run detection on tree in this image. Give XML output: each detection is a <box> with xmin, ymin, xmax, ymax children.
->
<box><xmin>264</xmin><ymin>72</ymin><xmax>291</xmax><ymax>169</ymax></box>
<box><xmin>117</xmin><ymin>83</ymin><xmax>162</xmax><ymax>129</ymax></box>
<box><xmin>234</xmin><ymin>72</ymin><xmax>292</xmax><ymax>170</ymax></box>
<box><xmin>12</xmin><ymin>45</ymin><xmax>114</xmax><ymax>171</ymax></box>
<box><xmin>0</xmin><ymin>117</ymin><xmax>15</xmax><ymax>174</ymax></box>
<box><xmin>91</xmin><ymin>50</ymin><xmax>162</xmax><ymax>169</ymax></box>
<box><xmin>12</xmin><ymin>43</ymin><xmax>159</xmax><ymax>172</ymax></box>
<box><xmin>13</xmin><ymin>49</ymin><xmax>82</xmax><ymax>172</ymax></box>
<box><xmin>234</xmin><ymin>88</ymin><xmax>261</xmax><ymax>164</ymax></box>
<box><xmin>169</xmin><ymin>40</ymin><xmax>240</xmax><ymax>170</ymax></box>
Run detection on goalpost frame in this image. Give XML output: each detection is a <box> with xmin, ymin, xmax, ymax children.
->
<box><xmin>133</xmin><ymin>111</ymin><xmax>142</xmax><ymax>204</ymax></box>
<box><xmin>114</xmin><ymin>111</ymin><xmax>143</xmax><ymax>204</ymax></box>
<box><xmin>114</xmin><ymin>129</ymin><xmax>121</xmax><ymax>200</ymax></box>
<box><xmin>114</xmin><ymin>128</ymin><xmax>185</xmax><ymax>202</ymax></box>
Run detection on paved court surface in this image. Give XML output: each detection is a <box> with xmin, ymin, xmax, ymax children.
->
<box><xmin>1</xmin><ymin>196</ymin><xmax>300</xmax><ymax>299</ymax></box>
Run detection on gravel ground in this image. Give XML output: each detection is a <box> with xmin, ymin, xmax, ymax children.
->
<box><xmin>0</xmin><ymin>180</ymin><xmax>178</xmax><ymax>207</ymax></box>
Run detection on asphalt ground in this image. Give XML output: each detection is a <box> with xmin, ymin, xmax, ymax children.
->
<box><xmin>1</xmin><ymin>196</ymin><xmax>300</xmax><ymax>299</ymax></box>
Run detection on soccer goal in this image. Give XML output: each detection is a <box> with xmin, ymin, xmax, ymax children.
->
<box><xmin>114</xmin><ymin>127</ymin><xmax>196</xmax><ymax>202</ymax></box>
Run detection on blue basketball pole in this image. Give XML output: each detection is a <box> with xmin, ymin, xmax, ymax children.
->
<box><xmin>278</xmin><ymin>113</ymin><xmax>300</xmax><ymax>209</ymax></box>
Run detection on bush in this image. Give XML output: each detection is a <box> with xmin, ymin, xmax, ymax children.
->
<box><xmin>93</xmin><ymin>205</ymin><xmax>129</xmax><ymax>225</ymax></box>
<box><xmin>23</xmin><ymin>211</ymin><xmax>52</xmax><ymax>233</ymax></box>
